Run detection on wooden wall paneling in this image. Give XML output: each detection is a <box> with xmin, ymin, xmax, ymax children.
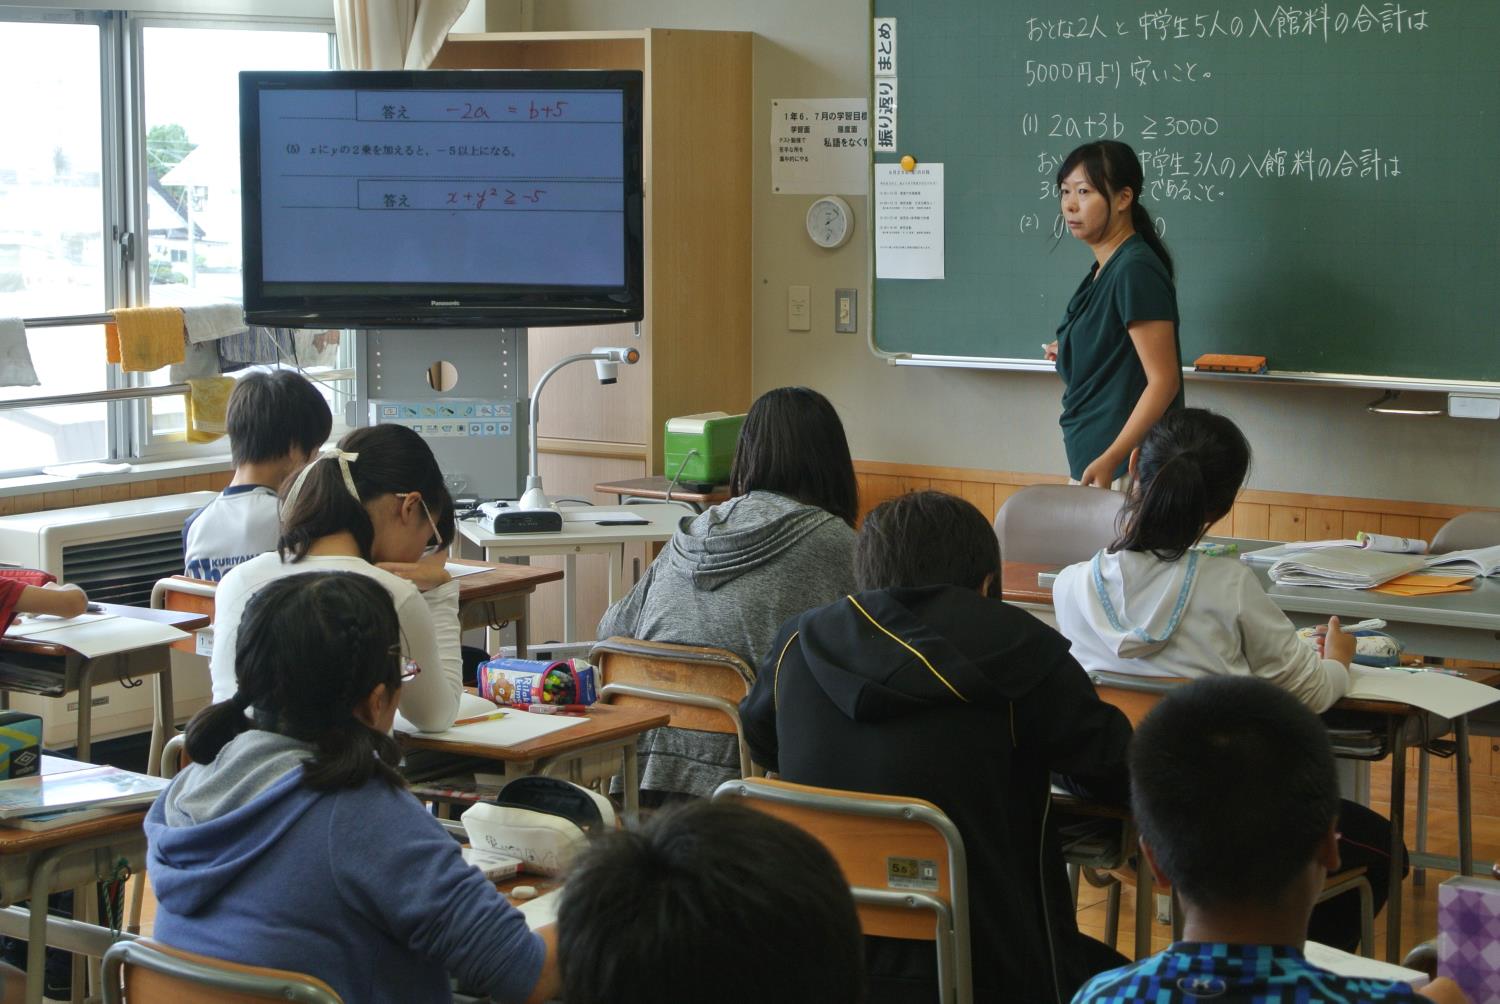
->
<box><xmin>857</xmin><ymin>474</ymin><xmax>903</xmax><ymax>517</ymax></box>
<box><xmin>1233</xmin><ymin>502</ymin><xmax>1269</xmax><ymax>539</ymax></box>
<box><xmin>1306</xmin><ymin>508</ymin><xmax>1343</xmax><ymax>539</ymax></box>
<box><xmin>1208</xmin><ymin>513</ymin><xmax>1234</xmax><ymax>537</ymax></box>
<box><xmin>1267</xmin><ymin>505</ymin><xmax>1306</xmax><ymax>541</ymax></box>
<box><xmin>1381</xmin><ymin>514</ymin><xmax>1422</xmax><ymax>539</ymax></box>
<box><xmin>927</xmin><ymin>478</ymin><xmax>963</xmax><ymax>495</ymax></box>
<box><xmin>1342</xmin><ymin>511</ymin><xmax>1378</xmax><ymax>540</ymax></box>
<box><xmin>897</xmin><ymin>476</ymin><xmax>930</xmax><ymax>495</ymax></box>
<box><xmin>11</xmin><ymin>494</ymin><xmax>41</xmax><ymax>514</ymax></box>
<box><xmin>72</xmin><ymin>486</ymin><xmax>102</xmax><ymax>506</ymax></box>
<box><xmin>1419</xmin><ymin>516</ymin><xmax>1450</xmax><ymax>544</ymax></box>
<box><xmin>526</xmin><ymin>322</ymin><xmax>650</xmax><ymax>446</ymax></box>
<box><xmin>99</xmin><ymin>484</ymin><xmax>130</xmax><ymax>503</ymax></box>
<box><xmin>433</xmin><ymin>33</ymin><xmax>647</xmax><ymax>72</ymax></box>
<box><xmin>984</xmin><ymin>482</ymin><xmax>1013</xmax><ymax>520</ymax></box>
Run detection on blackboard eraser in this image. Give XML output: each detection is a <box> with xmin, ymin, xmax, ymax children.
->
<box><xmin>1194</xmin><ymin>354</ymin><xmax>1268</xmax><ymax>374</ymax></box>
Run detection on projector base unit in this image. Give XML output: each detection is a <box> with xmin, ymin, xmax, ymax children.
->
<box><xmin>0</xmin><ymin>492</ymin><xmax>217</xmax><ymax>747</ymax></box>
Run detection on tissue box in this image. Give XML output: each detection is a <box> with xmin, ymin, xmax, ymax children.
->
<box><xmin>663</xmin><ymin>412</ymin><xmax>744</xmax><ymax>484</ymax></box>
<box><xmin>1438</xmin><ymin>876</ymin><xmax>1500</xmax><ymax>1002</ymax></box>
<box><xmin>0</xmin><ymin>712</ymin><xmax>43</xmax><ymax>779</ymax></box>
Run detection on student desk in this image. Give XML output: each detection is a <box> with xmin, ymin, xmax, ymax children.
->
<box><xmin>0</xmin><ymin>604</ymin><xmax>209</xmax><ymax>761</ymax></box>
<box><xmin>400</xmin><ymin>704</ymin><xmax>670</xmax><ymax>827</ymax></box>
<box><xmin>593</xmin><ymin>477</ymin><xmax>730</xmax><ymax>513</ymax></box>
<box><xmin>450</xmin><ymin>559</ymin><xmax>564</xmax><ymax>656</ymax></box>
<box><xmin>1003</xmin><ymin>555</ymin><xmax>1500</xmax><ymax>962</ymax></box>
<box><xmin>456</xmin><ymin>504</ymin><xmax>687</xmax><ymax>643</ymax></box>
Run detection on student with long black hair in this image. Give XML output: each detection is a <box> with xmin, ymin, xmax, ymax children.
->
<box><xmin>210</xmin><ymin>422</ymin><xmax>464</xmax><ymax>732</ymax></box>
<box><xmin>1053</xmin><ymin>407</ymin><xmax>1401</xmax><ymax>951</ymax></box>
<box><xmin>1044</xmin><ymin>140</ymin><xmax>1185</xmax><ymax>487</ymax></box>
<box><xmin>147</xmin><ymin>572</ymin><xmax>557</xmax><ymax>1003</ymax></box>
<box><xmin>597</xmin><ymin>386</ymin><xmax>858</xmax><ymax>801</ymax></box>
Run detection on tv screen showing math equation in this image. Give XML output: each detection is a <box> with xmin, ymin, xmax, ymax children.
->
<box><xmin>239</xmin><ymin>69</ymin><xmax>644</xmax><ymax>329</ymax></box>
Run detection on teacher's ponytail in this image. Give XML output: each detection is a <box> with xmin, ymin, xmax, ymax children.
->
<box><xmin>1055</xmin><ymin>140</ymin><xmax>1174</xmax><ymax>278</ymax></box>
<box><xmin>1112</xmin><ymin>409</ymin><xmax>1250</xmax><ymax>561</ymax></box>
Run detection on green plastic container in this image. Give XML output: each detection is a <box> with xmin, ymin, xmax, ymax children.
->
<box><xmin>663</xmin><ymin>412</ymin><xmax>745</xmax><ymax>484</ymax></box>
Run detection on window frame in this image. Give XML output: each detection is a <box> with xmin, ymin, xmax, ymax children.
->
<box><xmin>0</xmin><ymin>5</ymin><xmax>342</xmax><ymax>476</ymax></box>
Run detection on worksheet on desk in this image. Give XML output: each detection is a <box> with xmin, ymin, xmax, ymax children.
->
<box><xmin>5</xmin><ymin>615</ymin><xmax>187</xmax><ymax>659</ymax></box>
<box><xmin>1347</xmin><ymin>666</ymin><xmax>1500</xmax><ymax>718</ymax></box>
<box><xmin>421</xmin><ymin>710</ymin><xmax>586</xmax><ymax>746</ymax></box>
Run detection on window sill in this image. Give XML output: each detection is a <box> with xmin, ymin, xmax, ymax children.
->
<box><xmin>0</xmin><ymin>455</ymin><xmax>232</xmax><ymax>501</ymax></box>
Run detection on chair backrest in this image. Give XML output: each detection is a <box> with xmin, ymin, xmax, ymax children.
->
<box><xmin>101</xmin><ymin>938</ymin><xmax>342</xmax><ymax>1004</ymax></box>
<box><xmin>161</xmin><ymin>732</ymin><xmax>190</xmax><ymax>779</ymax></box>
<box><xmin>590</xmin><ymin>635</ymin><xmax>757</xmax><ymax>776</ymax></box>
<box><xmin>713</xmin><ymin>776</ymin><xmax>972</xmax><ymax>1004</ymax></box>
<box><xmin>1430</xmin><ymin>512</ymin><xmax>1500</xmax><ymax>554</ymax></box>
<box><xmin>993</xmin><ymin>484</ymin><xmax>1125</xmax><ymax>565</ymax></box>
<box><xmin>151</xmin><ymin>575</ymin><xmax>217</xmax><ymax>655</ymax></box>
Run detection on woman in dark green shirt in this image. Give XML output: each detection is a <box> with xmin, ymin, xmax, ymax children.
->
<box><xmin>1043</xmin><ymin>141</ymin><xmax>1184</xmax><ymax>486</ymax></box>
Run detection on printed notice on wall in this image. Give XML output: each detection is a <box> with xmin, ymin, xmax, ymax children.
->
<box><xmin>875</xmin><ymin>163</ymin><xmax>943</xmax><ymax>280</ymax></box>
<box><xmin>771</xmin><ymin>98</ymin><xmax>869</xmax><ymax>195</ymax></box>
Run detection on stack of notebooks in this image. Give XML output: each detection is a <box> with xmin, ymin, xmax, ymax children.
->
<box><xmin>1268</xmin><ymin>549</ymin><xmax>1427</xmax><ymax>590</ymax></box>
<box><xmin>0</xmin><ymin>758</ymin><xmax>168</xmax><ymax>832</ymax></box>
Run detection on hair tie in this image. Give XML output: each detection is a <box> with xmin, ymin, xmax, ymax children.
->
<box><xmin>230</xmin><ymin>691</ymin><xmax>252</xmax><ymax>711</ymax></box>
<box><xmin>280</xmin><ymin>449</ymin><xmax>361</xmax><ymax>516</ymax></box>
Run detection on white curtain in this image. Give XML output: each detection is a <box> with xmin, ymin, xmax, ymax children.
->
<box><xmin>334</xmin><ymin>0</ymin><xmax>471</xmax><ymax>70</ymax></box>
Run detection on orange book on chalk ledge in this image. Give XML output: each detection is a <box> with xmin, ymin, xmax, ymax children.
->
<box><xmin>1194</xmin><ymin>353</ymin><xmax>1268</xmax><ymax>374</ymax></box>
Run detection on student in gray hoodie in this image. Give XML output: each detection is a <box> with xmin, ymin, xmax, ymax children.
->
<box><xmin>597</xmin><ymin>386</ymin><xmax>858</xmax><ymax>800</ymax></box>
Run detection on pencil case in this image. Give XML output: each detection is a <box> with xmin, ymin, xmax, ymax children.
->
<box><xmin>476</xmin><ymin>658</ymin><xmax>597</xmax><ymax>706</ymax></box>
<box><xmin>1296</xmin><ymin>627</ymin><xmax>1404</xmax><ymax>668</ymax></box>
<box><xmin>0</xmin><ymin>712</ymin><xmax>42</xmax><ymax>779</ymax></box>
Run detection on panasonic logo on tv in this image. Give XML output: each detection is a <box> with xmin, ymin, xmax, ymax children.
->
<box><xmin>431</xmin><ymin>300</ymin><xmax>461</xmax><ymax>307</ymax></box>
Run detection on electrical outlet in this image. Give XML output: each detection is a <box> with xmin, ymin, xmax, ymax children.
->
<box><xmin>788</xmin><ymin>285</ymin><xmax>811</xmax><ymax>331</ymax></box>
<box><xmin>835</xmin><ymin>288</ymin><xmax>857</xmax><ymax>333</ymax></box>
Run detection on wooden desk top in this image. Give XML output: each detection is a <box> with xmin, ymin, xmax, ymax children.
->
<box><xmin>0</xmin><ymin>808</ymin><xmax>147</xmax><ymax>856</ymax></box>
<box><xmin>400</xmin><ymin>703</ymin><xmax>670</xmax><ymax>762</ymax></box>
<box><xmin>594</xmin><ymin>477</ymin><xmax>730</xmax><ymax>506</ymax></box>
<box><xmin>1002</xmin><ymin>561</ymin><xmax>1056</xmax><ymax>605</ymax></box>
<box><xmin>1</xmin><ymin>603</ymin><xmax>210</xmax><ymax>658</ymax></box>
<box><xmin>451</xmin><ymin>559</ymin><xmax>563</xmax><ymax>600</ymax></box>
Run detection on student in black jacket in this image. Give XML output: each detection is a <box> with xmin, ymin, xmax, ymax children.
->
<box><xmin>741</xmin><ymin>490</ymin><xmax>1132</xmax><ymax>1004</ymax></box>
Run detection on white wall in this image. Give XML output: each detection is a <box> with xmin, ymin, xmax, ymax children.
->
<box><xmin>526</xmin><ymin>0</ymin><xmax>1500</xmax><ymax>507</ymax></box>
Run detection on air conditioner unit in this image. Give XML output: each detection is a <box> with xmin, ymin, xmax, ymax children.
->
<box><xmin>0</xmin><ymin>491</ymin><xmax>217</xmax><ymax>747</ymax></box>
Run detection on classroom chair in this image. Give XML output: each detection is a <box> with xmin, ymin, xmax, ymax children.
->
<box><xmin>712</xmin><ymin>776</ymin><xmax>972</xmax><ymax>1004</ymax></box>
<box><xmin>1429</xmin><ymin>512</ymin><xmax>1500</xmax><ymax>554</ymax></box>
<box><xmin>101</xmin><ymin>938</ymin><xmax>342</xmax><ymax>1004</ymax></box>
<box><xmin>148</xmin><ymin>575</ymin><xmax>217</xmax><ymax>775</ymax></box>
<box><xmin>993</xmin><ymin>484</ymin><xmax>1124</xmax><ymax>565</ymax></box>
<box><xmin>1087</xmin><ymin>671</ymin><xmax>1379</xmax><ymax>958</ymax></box>
<box><xmin>590</xmin><ymin>636</ymin><xmax>759</xmax><ymax>779</ymax></box>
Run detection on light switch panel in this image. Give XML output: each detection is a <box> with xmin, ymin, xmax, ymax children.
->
<box><xmin>835</xmin><ymin>288</ymin><xmax>857</xmax><ymax>333</ymax></box>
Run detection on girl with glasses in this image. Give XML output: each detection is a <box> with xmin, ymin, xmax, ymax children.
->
<box><xmin>210</xmin><ymin>423</ymin><xmax>467</xmax><ymax>732</ymax></box>
<box><xmin>148</xmin><ymin>571</ymin><xmax>558</xmax><ymax>1003</ymax></box>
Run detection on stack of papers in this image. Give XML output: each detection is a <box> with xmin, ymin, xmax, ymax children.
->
<box><xmin>1424</xmin><ymin>544</ymin><xmax>1500</xmax><ymax>577</ymax></box>
<box><xmin>1268</xmin><ymin>550</ymin><xmax>1427</xmax><ymax>590</ymax></box>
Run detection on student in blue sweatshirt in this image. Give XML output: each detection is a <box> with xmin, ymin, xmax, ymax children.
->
<box><xmin>145</xmin><ymin>571</ymin><xmax>557</xmax><ymax>1004</ymax></box>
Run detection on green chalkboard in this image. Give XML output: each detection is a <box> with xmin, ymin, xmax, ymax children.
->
<box><xmin>871</xmin><ymin>2</ymin><xmax>1500</xmax><ymax>382</ymax></box>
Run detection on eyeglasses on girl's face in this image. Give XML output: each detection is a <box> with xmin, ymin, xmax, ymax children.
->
<box><xmin>387</xmin><ymin>644</ymin><xmax>422</xmax><ymax>684</ymax></box>
<box><xmin>395</xmin><ymin>491</ymin><xmax>444</xmax><ymax>557</ymax></box>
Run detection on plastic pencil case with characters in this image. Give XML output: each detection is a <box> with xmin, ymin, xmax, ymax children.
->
<box><xmin>1296</xmin><ymin>626</ymin><xmax>1404</xmax><ymax>668</ymax></box>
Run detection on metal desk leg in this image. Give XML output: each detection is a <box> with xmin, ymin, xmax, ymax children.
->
<box><xmin>1384</xmin><ymin>716</ymin><xmax>1407</xmax><ymax>963</ymax></box>
<box><xmin>149</xmin><ymin>656</ymin><xmax>174</xmax><ymax>780</ymax></box>
<box><xmin>1456</xmin><ymin>715</ymin><xmax>1473</xmax><ymax>877</ymax></box>
<box><xmin>25</xmin><ymin>850</ymin><xmax>66</xmax><ymax>1004</ymax></box>
<box><xmin>74</xmin><ymin>660</ymin><xmax>97</xmax><ymax>763</ymax></box>
<box><xmin>607</xmin><ymin>544</ymin><xmax>625</xmax><ymax>606</ymax></box>
<box><xmin>562</xmin><ymin>553</ymin><xmax>577</xmax><ymax>642</ymax></box>
<box><xmin>622</xmin><ymin>742</ymin><xmax>640</xmax><ymax>829</ymax></box>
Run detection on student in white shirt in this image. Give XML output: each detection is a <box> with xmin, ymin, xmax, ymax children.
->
<box><xmin>183</xmin><ymin>371</ymin><xmax>332</xmax><ymax>581</ymax></box>
<box><xmin>210</xmin><ymin>424</ymin><xmax>463</xmax><ymax>733</ymax></box>
<box><xmin>1054</xmin><ymin>407</ymin><xmax>1355</xmax><ymax>709</ymax></box>
<box><xmin>1053</xmin><ymin>407</ymin><xmax>1401</xmax><ymax>951</ymax></box>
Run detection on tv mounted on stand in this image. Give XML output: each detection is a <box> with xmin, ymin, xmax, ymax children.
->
<box><xmin>239</xmin><ymin>69</ymin><xmax>644</xmax><ymax>329</ymax></box>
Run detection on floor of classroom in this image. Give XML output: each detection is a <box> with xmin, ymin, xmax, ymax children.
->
<box><xmin>126</xmin><ymin>755</ymin><xmax>1499</xmax><ymax>967</ymax></box>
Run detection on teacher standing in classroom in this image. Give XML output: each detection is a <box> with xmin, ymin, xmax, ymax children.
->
<box><xmin>1043</xmin><ymin>141</ymin><xmax>1184</xmax><ymax>488</ymax></box>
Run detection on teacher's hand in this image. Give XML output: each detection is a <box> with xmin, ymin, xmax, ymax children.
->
<box><xmin>1042</xmin><ymin>340</ymin><xmax>1058</xmax><ymax>362</ymax></box>
<box><xmin>1078</xmin><ymin>451</ymin><xmax>1125</xmax><ymax>488</ymax></box>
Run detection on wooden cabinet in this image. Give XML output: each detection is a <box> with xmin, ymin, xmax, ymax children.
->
<box><xmin>433</xmin><ymin>29</ymin><xmax>753</xmax><ymax>640</ymax></box>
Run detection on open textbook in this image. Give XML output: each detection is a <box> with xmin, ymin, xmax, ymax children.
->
<box><xmin>1424</xmin><ymin>544</ymin><xmax>1500</xmax><ymax>577</ymax></box>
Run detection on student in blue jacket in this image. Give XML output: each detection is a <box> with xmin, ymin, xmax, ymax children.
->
<box><xmin>145</xmin><ymin>571</ymin><xmax>557</xmax><ymax>1004</ymax></box>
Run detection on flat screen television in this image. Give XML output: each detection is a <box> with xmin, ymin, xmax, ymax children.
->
<box><xmin>239</xmin><ymin>69</ymin><xmax>644</xmax><ymax>328</ymax></box>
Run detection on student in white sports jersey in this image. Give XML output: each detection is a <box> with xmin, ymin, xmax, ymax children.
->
<box><xmin>183</xmin><ymin>371</ymin><xmax>331</xmax><ymax>581</ymax></box>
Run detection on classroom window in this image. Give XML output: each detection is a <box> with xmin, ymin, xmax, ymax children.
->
<box><xmin>0</xmin><ymin>8</ymin><xmax>339</xmax><ymax>477</ymax></box>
